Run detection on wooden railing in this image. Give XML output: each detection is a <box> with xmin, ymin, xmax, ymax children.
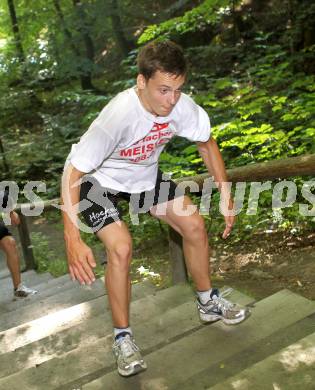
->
<box><xmin>16</xmin><ymin>200</ymin><xmax>59</xmax><ymax>270</ymax></box>
<box><xmin>16</xmin><ymin>154</ymin><xmax>315</xmax><ymax>281</ymax></box>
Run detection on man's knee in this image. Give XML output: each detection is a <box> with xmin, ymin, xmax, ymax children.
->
<box><xmin>1</xmin><ymin>236</ymin><xmax>17</xmax><ymax>254</ymax></box>
<box><xmin>107</xmin><ymin>241</ymin><xmax>132</xmax><ymax>269</ymax></box>
<box><xmin>181</xmin><ymin>215</ymin><xmax>206</xmax><ymax>240</ymax></box>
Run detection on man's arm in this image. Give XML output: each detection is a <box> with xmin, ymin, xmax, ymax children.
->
<box><xmin>196</xmin><ymin>137</ymin><xmax>235</xmax><ymax>239</ymax></box>
<box><xmin>61</xmin><ymin>164</ymin><xmax>96</xmax><ymax>285</ymax></box>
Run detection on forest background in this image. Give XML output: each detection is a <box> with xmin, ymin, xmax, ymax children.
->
<box><xmin>0</xmin><ymin>0</ymin><xmax>314</xmax><ymax>298</ymax></box>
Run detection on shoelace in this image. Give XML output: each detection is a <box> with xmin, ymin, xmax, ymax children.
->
<box><xmin>211</xmin><ymin>288</ymin><xmax>235</xmax><ymax>312</ymax></box>
<box><xmin>119</xmin><ymin>337</ymin><xmax>139</xmax><ymax>358</ymax></box>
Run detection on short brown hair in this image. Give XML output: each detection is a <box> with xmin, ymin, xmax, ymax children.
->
<box><xmin>137</xmin><ymin>40</ymin><xmax>187</xmax><ymax>80</ymax></box>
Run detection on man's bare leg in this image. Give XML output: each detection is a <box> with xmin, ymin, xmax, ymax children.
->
<box><xmin>97</xmin><ymin>221</ymin><xmax>132</xmax><ymax>328</ymax></box>
<box><xmin>97</xmin><ymin>220</ymin><xmax>147</xmax><ymax>376</ymax></box>
<box><xmin>150</xmin><ymin>195</ymin><xmax>211</xmax><ymax>291</ymax></box>
<box><xmin>0</xmin><ymin>236</ymin><xmax>21</xmax><ymax>289</ymax></box>
<box><xmin>151</xmin><ymin>195</ymin><xmax>248</xmax><ymax>324</ymax></box>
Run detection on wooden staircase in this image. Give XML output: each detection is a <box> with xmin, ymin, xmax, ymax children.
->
<box><xmin>0</xmin><ymin>268</ymin><xmax>314</xmax><ymax>389</ymax></box>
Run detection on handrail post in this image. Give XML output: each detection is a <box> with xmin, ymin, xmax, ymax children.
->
<box><xmin>17</xmin><ymin>212</ymin><xmax>36</xmax><ymax>270</ymax></box>
<box><xmin>168</xmin><ymin>226</ymin><xmax>188</xmax><ymax>284</ymax></box>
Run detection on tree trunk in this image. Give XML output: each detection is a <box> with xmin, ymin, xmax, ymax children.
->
<box><xmin>72</xmin><ymin>0</ymin><xmax>95</xmax><ymax>61</ymax></box>
<box><xmin>169</xmin><ymin>226</ymin><xmax>187</xmax><ymax>284</ymax></box>
<box><xmin>53</xmin><ymin>0</ymin><xmax>98</xmax><ymax>90</ymax></box>
<box><xmin>7</xmin><ymin>0</ymin><xmax>25</xmax><ymax>63</ymax></box>
<box><xmin>0</xmin><ymin>137</ymin><xmax>11</xmax><ymax>177</ymax></box>
<box><xmin>53</xmin><ymin>0</ymin><xmax>80</xmax><ymax>57</ymax></box>
<box><xmin>109</xmin><ymin>0</ymin><xmax>132</xmax><ymax>56</ymax></box>
<box><xmin>72</xmin><ymin>0</ymin><xmax>96</xmax><ymax>90</ymax></box>
<box><xmin>287</xmin><ymin>0</ymin><xmax>295</xmax><ymax>54</ymax></box>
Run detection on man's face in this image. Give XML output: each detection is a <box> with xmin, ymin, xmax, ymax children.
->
<box><xmin>137</xmin><ymin>70</ymin><xmax>186</xmax><ymax>117</ymax></box>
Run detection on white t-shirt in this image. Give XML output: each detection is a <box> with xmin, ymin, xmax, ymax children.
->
<box><xmin>66</xmin><ymin>87</ymin><xmax>211</xmax><ymax>193</ymax></box>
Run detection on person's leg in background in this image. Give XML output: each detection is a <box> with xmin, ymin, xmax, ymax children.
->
<box><xmin>0</xmin><ymin>222</ymin><xmax>37</xmax><ymax>297</ymax></box>
<box><xmin>0</xmin><ymin>235</ymin><xmax>21</xmax><ymax>289</ymax></box>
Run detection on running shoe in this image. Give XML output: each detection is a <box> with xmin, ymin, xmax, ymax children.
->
<box><xmin>112</xmin><ymin>333</ymin><xmax>147</xmax><ymax>377</ymax></box>
<box><xmin>197</xmin><ymin>288</ymin><xmax>249</xmax><ymax>325</ymax></box>
<box><xmin>14</xmin><ymin>283</ymin><xmax>38</xmax><ymax>298</ymax></box>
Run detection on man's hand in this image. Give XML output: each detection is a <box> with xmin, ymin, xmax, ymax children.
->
<box><xmin>222</xmin><ymin>214</ymin><xmax>235</xmax><ymax>239</ymax></box>
<box><xmin>62</xmin><ymin>164</ymin><xmax>96</xmax><ymax>285</ymax></box>
<box><xmin>10</xmin><ymin>211</ymin><xmax>20</xmax><ymax>226</ymax></box>
<box><xmin>222</xmin><ymin>198</ymin><xmax>236</xmax><ymax>239</ymax></box>
<box><xmin>65</xmin><ymin>239</ymin><xmax>97</xmax><ymax>285</ymax></box>
<box><xmin>197</xmin><ymin>138</ymin><xmax>236</xmax><ymax>239</ymax></box>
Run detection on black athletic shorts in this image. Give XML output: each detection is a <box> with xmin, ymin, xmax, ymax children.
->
<box><xmin>0</xmin><ymin>221</ymin><xmax>11</xmax><ymax>241</ymax></box>
<box><xmin>79</xmin><ymin>170</ymin><xmax>184</xmax><ymax>232</ymax></box>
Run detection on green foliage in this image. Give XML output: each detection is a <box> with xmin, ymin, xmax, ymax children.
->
<box><xmin>159</xmin><ymin>141</ymin><xmax>204</xmax><ymax>178</ymax></box>
<box><xmin>138</xmin><ymin>0</ymin><xmax>237</xmax><ymax>43</ymax></box>
<box><xmin>0</xmin><ymin>88</ymin><xmax>111</xmax><ymax>197</ymax></box>
<box><xmin>31</xmin><ymin>231</ymin><xmax>68</xmax><ymax>276</ymax></box>
<box><xmin>125</xmin><ymin>212</ymin><xmax>167</xmax><ymax>247</ymax></box>
<box><xmin>189</xmin><ymin>43</ymin><xmax>315</xmax><ymax>168</ymax></box>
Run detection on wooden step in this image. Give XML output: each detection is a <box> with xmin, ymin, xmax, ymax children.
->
<box><xmin>209</xmin><ymin>331</ymin><xmax>315</xmax><ymax>390</ymax></box>
<box><xmin>177</xmin><ymin>311</ymin><xmax>315</xmax><ymax>389</ymax></box>
<box><xmin>81</xmin><ymin>289</ymin><xmax>315</xmax><ymax>390</ymax></box>
<box><xmin>0</xmin><ymin>283</ymin><xmax>194</xmax><ymax>383</ymax></box>
<box><xmin>0</xmin><ymin>271</ymin><xmax>52</xmax><ymax>304</ymax></box>
<box><xmin>0</xmin><ymin>268</ymin><xmax>11</xmax><ymax>280</ymax></box>
<box><xmin>0</xmin><ymin>287</ymin><xmax>252</xmax><ymax>390</ymax></box>
<box><xmin>0</xmin><ymin>274</ymin><xmax>75</xmax><ymax>313</ymax></box>
<box><xmin>0</xmin><ymin>280</ymin><xmax>156</xmax><ymax>355</ymax></box>
<box><xmin>0</xmin><ymin>279</ymin><xmax>107</xmax><ymax>331</ymax></box>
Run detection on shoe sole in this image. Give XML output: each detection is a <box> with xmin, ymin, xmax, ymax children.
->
<box><xmin>118</xmin><ymin>361</ymin><xmax>147</xmax><ymax>377</ymax></box>
<box><xmin>14</xmin><ymin>292</ymin><xmax>37</xmax><ymax>298</ymax></box>
<box><xmin>199</xmin><ymin>310</ymin><xmax>250</xmax><ymax>325</ymax></box>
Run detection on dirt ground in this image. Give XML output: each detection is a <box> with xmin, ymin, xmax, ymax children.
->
<box><xmin>212</xmin><ymin>230</ymin><xmax>315</xmax><ymax>301</ymax></box>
